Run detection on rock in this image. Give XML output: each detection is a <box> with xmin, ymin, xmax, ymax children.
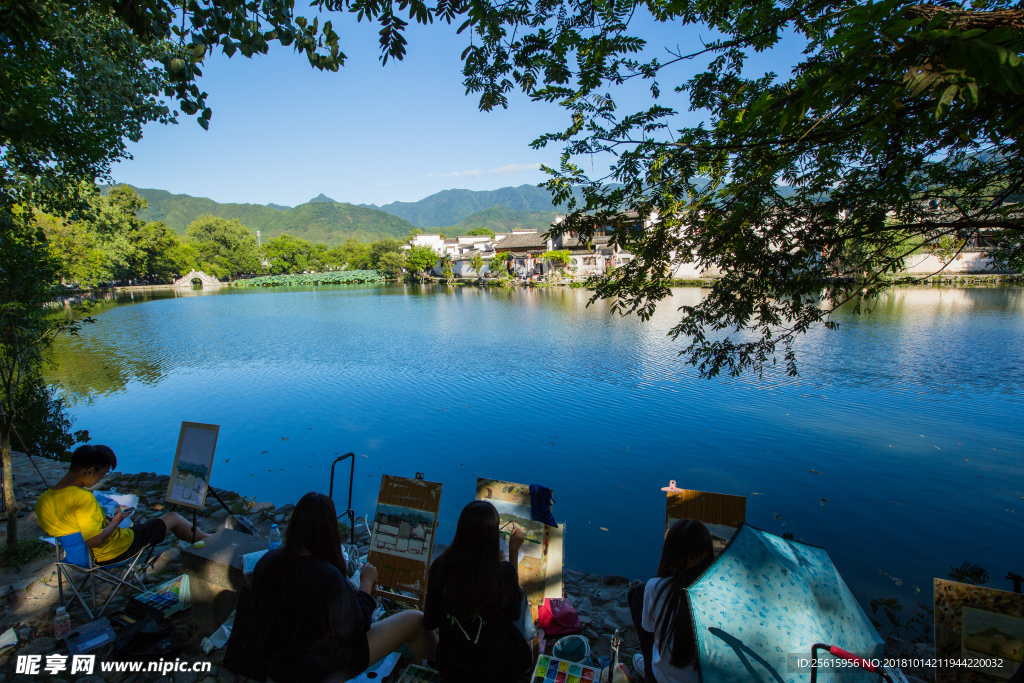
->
<box><xmin>152</xmin><ymin>504</ymin><xmax>164</xmax><ymax>511</ymax></box>
<box><xmin>578</xmin><ymin>615</ymin><xmax>592</xmax><ymax>625</ymax></box>
<box><xmin>210</xmin><ymin>509</ymin><xmax>230</xmax><ymax>520</ymax></box>
<box><xmin>20</xmin><ymin>637</ymin><xmax>57</xmax><ymax>656</ymax></box>
<box><xmin>150</xmin><ymin>546</ymin><xmax>182</xmax><ymax>574</ymax></box>
<box><xmin>77</xmin><ymin>677</ymin><xmax>107</xmax><ymax>683</ymax></box>
<box><xmin>14</xmin><ymin>487</ymin><xmax>27</xmax><ymax>501</ymax></box>
<box><xmin>15</xmin><ymin>627</ymin><xmax>34</xmax><ymax>641</ymax></box>
<box><xmin>575</xmin><ymin>597</ymin><xmax>594</xmax><ymax>615</ymax></box>
<box><xmin>603</xmin><ymin>574</ymin><xmax>630</xmax><ymax>586</ymax></box>
<box><xmin>215</xmin><ymin>668</ymin><xmax>237</xmax><ymax>683</ymax></box>
<box><xmin>11</xmin><ymin>578</ymin><xmax>37</xmax><ymax>598</ymax></box>
<box><xmin>612</xmin><ymin>605</ymin><xmax>633</xmax><ymax>629</ymax></box>
<box><xmin>174</xmin><ymin>671</ymin><xmax>200</xmax><ymax>683</ymax></box>
<box><xmin>602</xmin><ymin>616</ymin><xmax>621</xmax><ymax>631</ymax></box>
<box><xmin>592</xmin><ymin>588</ymin><xmax>613</xmax><ymax>604</ymax></box>
<box><xmin>0</xmin><ymin>585</ymin><xmax>13</xmax><ymax>599</ymax></box>
<box><xmin>250</xmin><ymin>502</ymin><xmax>274</xmax><ymax>513</ymax></box>
<box><xmin>25</xmin><ymin>581</ymin><xmax>54</xmax><ymax>600</ymax></box>
<box><xmin>273</xmin><ymin>514</ymin><xmax>284</xmax><ymax>523</ymax></box>
<box><xmin>271</xmin><ymin>504</ymin><xmax>295</xmax><ymax>516</ymax></box>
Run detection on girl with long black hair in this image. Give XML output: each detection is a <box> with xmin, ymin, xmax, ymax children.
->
<box><xmin>241</xmin><ymin>492</ymin><xmax>437</xmax><ymax>683</ymax></box>
<box><xmin>423</xmin><ymin>500</ymin><xmax>534</xmax><ymax>683</ymax></box>
<box><xmin>628</xmin><ymin>519</ymin><xmax>715</xmax><ymax>683</ymax></box>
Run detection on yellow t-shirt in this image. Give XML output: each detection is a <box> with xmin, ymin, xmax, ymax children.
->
<box><xmin>35</xmin><ymin>486</ymin><xmax>134</xmax><ymax>563</ymax></box>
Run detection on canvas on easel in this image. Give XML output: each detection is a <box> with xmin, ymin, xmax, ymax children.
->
<box><xmin>664</xmin><ymin>481</ymin><xmax>746</xmax><ymax>556</ymax></box>
<box><xmin>934</xmin><ymin>579</ymin><xmax>1024</xmax><ymax>682</ymax></box>
<box><xmin>165</xmin><ymin>422</ymin><xmax>219</xmax><ymax>511</ymax></box>
<box><xmin>368</xmin><ymin>474</ymin><xmax>443</xmax><ymax>609</ymax></box>
<box><xmin>476</xmin><ymin>478</ymin><xmax>563</xmax><ymax>606</ymax></box>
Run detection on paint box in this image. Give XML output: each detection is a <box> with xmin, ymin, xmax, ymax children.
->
<box><xmin>126</xmin><ymin>574</ymin><xmax>191</xmax><ymax>621</ymax></box>
<box><xmin>530</xmin><ymin>655</ymin><xmax>599</xmax><ymax>683</ymax></box>
<box><xmin>396</xmin><ymin>663</ymin><xmax>441</xmax><ymax>683</ymax></box>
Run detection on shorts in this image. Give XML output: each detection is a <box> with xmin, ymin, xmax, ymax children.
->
<box><xmin>98</xmin><ymin>519</ymin><xmax>167</xmax><ymax>566</ymax></box>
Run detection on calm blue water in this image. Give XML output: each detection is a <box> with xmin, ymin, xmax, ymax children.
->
<box><xmin>45</xmin><ymin>284</ymin><xmax>1024</xmax><ymax>611</ymax></box>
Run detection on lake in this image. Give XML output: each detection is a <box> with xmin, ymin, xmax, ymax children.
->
<box><xmin>44</xmin><ymin>283</ymin><xmax>1024</xmax><ymax>617</ymax></box>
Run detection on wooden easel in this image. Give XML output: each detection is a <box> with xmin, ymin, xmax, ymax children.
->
<box><xmin>476</xmin><ymin>477</ymin><xmax>563</xmax><ymax>606</ymax></box>
<box><xmin>367</xmin><ymin>473</ymin><xmax>442</xmax><ymax>609</ymax></box>
<box><xmin>663</xmin><ymin>480</ymin><xmax>746</xmax><ymax>555</ymax></box>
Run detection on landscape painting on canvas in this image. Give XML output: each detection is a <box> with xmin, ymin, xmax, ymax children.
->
<box><xmin>489</xmin><ymin>498</ymin><xmax>546</xmax><ymax>559</ymax></box>
<box><xmin>166</xmin><ymin>422</ymin><xmax>219</xmax><ymax>510</ymax></box>
<box><xmin>371</xmin><ymin>503</ymin><xmax>435</xmax><ymax>561</ymax></box>
<box><xmin>962</xmin><ymin>607</ymin><xmax>1024</xmax><ymax>680</ymax></box>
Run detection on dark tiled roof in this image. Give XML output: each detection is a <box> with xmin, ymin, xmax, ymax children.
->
<box><xmin>495</xmin><ymin>233</ymin><xmax>549</xmax><ymax>250</ymax></box>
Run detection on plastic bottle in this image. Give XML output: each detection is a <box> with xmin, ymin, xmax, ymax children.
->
<box><xmin>54</xmin><ymin>607</ymin><xmax>71</xmax><ymax>641</ymax></box>
<box><xmin>268</xmin><ymin>524</ymin><xmax>282</xmax><ymax>550</ymax></box>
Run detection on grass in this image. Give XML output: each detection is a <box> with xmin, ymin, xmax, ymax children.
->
<box><xmin>0</xmin><ymin>539</ymin><xmax>53</xmax><ymax>568</ymax></box>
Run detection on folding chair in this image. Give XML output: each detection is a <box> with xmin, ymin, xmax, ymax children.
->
<box><xmin>54</xmin><ymin>533</ymin><xmax>153</xmax><ymax>621</ymax></box>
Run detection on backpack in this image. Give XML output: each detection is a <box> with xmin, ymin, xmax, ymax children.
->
<box><xmin>538</xmin><ymin>597</ymin><xmax>581</xmax><ymax>636</ymax></box>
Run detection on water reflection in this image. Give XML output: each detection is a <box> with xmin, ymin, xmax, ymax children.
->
<box><xmin>43</xmin><ymin>284</ymin><xmax>1024</xmax><ymax>610</ymax></box>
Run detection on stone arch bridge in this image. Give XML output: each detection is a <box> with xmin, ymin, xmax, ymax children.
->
<box><xmin>172</xmin><ymin>270</ymin><xmax>223</xmax><ymax>288</ymax></box>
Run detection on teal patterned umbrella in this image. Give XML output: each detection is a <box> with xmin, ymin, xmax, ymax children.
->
<box><xmin>688</xmin><ymin>525</ymin><xmax>885</xmax><ymax>683</ymax></box>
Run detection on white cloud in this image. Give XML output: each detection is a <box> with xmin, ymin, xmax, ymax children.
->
<box><xmin>490</xmin><ymin>163</ymin><xmax>542</xmax><ymax>176</ymax></box>
<box><xmin>426</xmin><ymin>170</ymin><xmax>481</xmax><ymax>178</ymax></box>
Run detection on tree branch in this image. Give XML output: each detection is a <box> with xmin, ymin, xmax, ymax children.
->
<box><xmin>906</xmin><ymin>5</ymin><xmax>1024</xmax><ymax>30</ymax></box>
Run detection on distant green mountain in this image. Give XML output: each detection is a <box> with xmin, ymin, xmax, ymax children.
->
<box><xmin>308</xmin><ymin>193</ymin><xmax>337</xmax><ymax>203</ymax></box>
<box><xmin>116</xmin><ymin>187</ymin><xmax>417</xmax><ymax>246</ymax></box>
<box><xmin>442</xmin><ymin>205</ymin><xmax>559</xmax><ymax>234</ymax></box>
<box><xmin>363</xmin><ymin>184</ymin><xmax>587</xmax><ymax>228</ymax></box>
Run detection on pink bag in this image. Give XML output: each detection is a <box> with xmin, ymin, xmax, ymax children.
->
<box><xmin>538</xmin><ymin>597</ymin><xmax>581</xmax><ymax>636</ymax></box>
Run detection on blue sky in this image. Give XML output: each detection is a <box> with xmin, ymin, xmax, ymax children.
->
<box><xmin>111</xmin><ymin>13</ymin><xmax>803</xmax><ymax>207</ymax></box>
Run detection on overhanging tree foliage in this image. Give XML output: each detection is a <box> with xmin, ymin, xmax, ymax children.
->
<box><xmin>0</xmin><ymin>220</ymin><xmax>90</xmax><ymax>546</ymax></box>
<box><xmin>436</xmin><ymin>0</ymin><xmax>1024</xmax><ymax>376</ymax></box>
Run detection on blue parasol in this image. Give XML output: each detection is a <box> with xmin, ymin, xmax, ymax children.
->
<box><xmin>688</xmin><ymin>525</ymin><xmax>886</xmax><ymax>683</ymax></box>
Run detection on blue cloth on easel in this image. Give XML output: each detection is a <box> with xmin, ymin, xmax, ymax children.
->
<box><xmin>529</xmin><ymin>485</ymin><xmax>557</xmax><ymax>527</ymax></box>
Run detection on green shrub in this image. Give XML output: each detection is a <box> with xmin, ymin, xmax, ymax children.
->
<box><xmin>0</xmin><ymin>539</ymin><xmax>53</xmax><ymax>568</ymax></box>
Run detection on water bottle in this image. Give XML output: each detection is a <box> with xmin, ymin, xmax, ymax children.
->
<box><xmin>268</xmin><ymin>524</ymin><xmax>282</xmax><ymax>550</ymax></box>
<box><xmin>54</xmin><ymin>607</ymin><xmax>71</xmax><ymax>641</ymax></box>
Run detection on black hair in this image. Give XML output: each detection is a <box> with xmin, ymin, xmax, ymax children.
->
<box><xmin>430</xmin><ymin>500</ymin><xmax>504</xmax><ymax>620</ymax></box>
<box><xmin>263</xmin><ymin>492</ymin><xmax>347</xmax><ymax>592</ymax></box>
<box><xmin>69</xmin><ymin>444</ymin><xmax>117</xmax><ymax>472</ymax></box>
<box><xmin>653</xmin><ymin>519</ymin><xmax>715</xmax><ymax>669</ymax></box>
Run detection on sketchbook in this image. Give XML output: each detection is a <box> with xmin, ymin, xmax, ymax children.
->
<box><xmin>94</xmin><ymin>491</ymin><xmax>139</xmax><ymax>529</ymax></box>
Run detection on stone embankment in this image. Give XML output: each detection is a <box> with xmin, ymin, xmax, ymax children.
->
<box><xmin>1</xmin><ymin>453</ymin><xmax>934</xmax><ymax>682</ymax></box>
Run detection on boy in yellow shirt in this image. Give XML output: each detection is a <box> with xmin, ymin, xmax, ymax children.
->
<box><xmin>36</xmin><ymin>444</ymin><xmax>210</xmax><ymax>564</ymax></box>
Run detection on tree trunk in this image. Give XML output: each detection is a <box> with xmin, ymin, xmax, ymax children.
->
<box><xmin>2</xmin><ymin>426</ymin><xmax>17</xmax><ymax>548</ymax></box>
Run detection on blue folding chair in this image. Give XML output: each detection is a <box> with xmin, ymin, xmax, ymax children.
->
<box><xmin>54</xmin><ymin>533</ymin><xmax>153</xmax><ymax>621</ymax></box>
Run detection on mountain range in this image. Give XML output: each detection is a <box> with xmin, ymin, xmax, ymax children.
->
<box><xmin>360</xmin><ymin>185</ymin><xmax>584</xmax><ymax>228</ymax></box>
<box><xmin>124</xmin><ymin>188</ymin><xmax>416</xmax><ymax>246</ymax></box>
<box><xmin>113</xmin><ymin>184</ymin><xmax>589</xmax><ymax>245</ymax></box>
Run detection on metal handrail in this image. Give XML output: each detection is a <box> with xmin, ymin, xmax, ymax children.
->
<box><xmin>329</xmin><ymin>452</ymin><xmax>356</xmax><ymax>546</ymax></box>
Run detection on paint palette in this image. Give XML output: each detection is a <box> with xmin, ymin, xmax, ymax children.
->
<box><xmin>531</xmin><ymin>655</ymin><xmax>599</xmax><ymax>683</ymax></box>
<box><xmin>127</xmin><ymin>574</ymin><xmax>191</xmax><ymax>620</ymax></box>
<box><xmin>395</xmin><ymin>663</ymin><xmax>441</xmax><ymax>682</ymax></box>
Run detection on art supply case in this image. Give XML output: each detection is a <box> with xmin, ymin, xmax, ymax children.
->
<box><xmin>127</xmin><ymin>574</ymin><xmax>191</xmax><ymax>621</ymax></box>
<box><xmin>532</xmin><ymin>654</ymin><xmax>600</xmax><ymax>683</ymax></box>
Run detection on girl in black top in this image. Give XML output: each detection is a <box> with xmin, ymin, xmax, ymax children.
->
<box><xmin>248</xmin><ymin>492</ymin><xmax>437</xmax><ymax>683</ymax></box>
<box><xmin>423</xmin><ymin>500</ymin><xmax>534</xmax><ymax>683</ymax></box>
